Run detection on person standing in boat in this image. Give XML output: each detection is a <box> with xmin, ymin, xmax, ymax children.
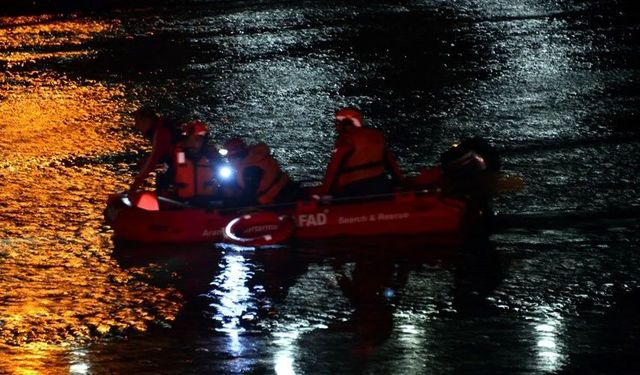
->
<box><xmin>128</xmin><ymin>106</ymin><xmax>179</xmax><ymax>198</ymax></box>
<box><xmin>311</xmin><ymin>107</ymin><xmax>405</xmax><ymax>198</ymax></box>
<box><xmin>221</xmin><ymin>138</ymin><xmax>300</xmax><ymax>206</ymax></box>
<box><xmin>172</xmin><ymin>121</ymin><xmax>223</xmax><ymax>205</ymax></box>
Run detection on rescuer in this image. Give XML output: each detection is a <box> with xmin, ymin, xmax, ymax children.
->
<box><xmin>128</xmin><ymin>106</ymin><xmax>179</xmax><ymax>198</ymax></box>
<box><xmin>312</xmin><ymin>107</ymin><xmax>405</xmax><ymax>198</ymax></box>
<box><xmin>408</xmin><ymin>137</ymin><xmax>502</xmax><ymax>199</ymax></box>
<box><xmin>173</xmin><ymin>120</ymin><xmax>223</xmax><ymax>203</ymax></box>
<box><xmin>221</xmin><ymin>138</ymin><xmax>300</xmax><ymax>206</ymax></box>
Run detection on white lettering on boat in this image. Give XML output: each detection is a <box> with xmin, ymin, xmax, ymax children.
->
<box><xmin>377</xmin><ymin>212</ymin><xmax>410</xmax><ymax>221</ymax></box>
<box><xmin>242</xmin><ymin>225</ymin><xmax>279</xmax><ymax>234</ymax></box>
<box><xmin>338</xmin><ymin>215</ymin><xmax>368</xmax><ymax>224</ymax></box>
<box><xmin>296</xmin><ymin>212</ymin><xmax>328</xmax><ymax>227</ymax></box>
<box><xmin>338</xmin><ymin>212</ymin><xmax>410</xmax><ymax>225</ymax></box>
<box><xmin>202</xmin><ymin>229</ymin><xmax>223</xmax><ymax>237</ymax></box>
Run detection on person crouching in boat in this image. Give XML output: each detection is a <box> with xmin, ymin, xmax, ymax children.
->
<box><xmin>221</xmin><ymin>138</ymin><xmax>300</xmax><ymax>206</ymax></box>
<box><xmin>128</xmin><ymin>106</ymin><xmax>179</xmax><ymax>199</ymax></box>
<box><xmin>311</xmin><ymin>107</ymin><xmax>405</xmax><ymax>198</ymax></box>
<box><xmin>173</xmin><ymin>121</ymin><xmax>223</xmax><ymax>205</ymax></box>
<box><xmin>408</xmin><ymin>137</ymin><xmax>501</xmax><ymax>200</ymax></box>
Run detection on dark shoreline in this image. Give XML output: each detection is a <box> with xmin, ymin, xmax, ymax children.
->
<box><xmin>0</xmin><ymin>0</ymin><xmax>305</xmax><ymax>17</ymax></box>
<box><xmin>0</xmin><ymin>0</ymin><xmax>171</xmax><ymax>16</ymax></box>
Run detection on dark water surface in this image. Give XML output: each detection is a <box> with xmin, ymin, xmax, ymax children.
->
<box><xmin>1</xmin><ymin>0</ymin><xmax>639</xmax><ymax>373</ymax></box>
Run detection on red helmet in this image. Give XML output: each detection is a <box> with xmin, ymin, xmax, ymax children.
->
<box><xmin>222</xmin><ymin>137</ymin><xmax>247</xmax><ymax>156</ymax></box>
<box><xmin>335</xmin><ymin>107</ymin><xmax>363</xmax><ymax>128</ymax></box>
<box><xmin>181</xmin><ymin>120</ymin><xmax>208</xmax><ymax>136</ymax></box>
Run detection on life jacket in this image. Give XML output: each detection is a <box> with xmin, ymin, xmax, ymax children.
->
<box><xmin>233</xmin><ymin>143</ymin><xmax>290</xmax><ymax>205</ymax></box>
<box><xmin>333</xmin><ymin>128</ymin><xmax>387</xmax><ymax>190</ymax></box>
<box><xmin>173</xmin><ymin>144</ymin><xmax>218</xmax><ymax>199</ymax></box>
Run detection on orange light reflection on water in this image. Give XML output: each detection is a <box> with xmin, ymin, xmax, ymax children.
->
<box><xmin>0</xmin><ymin>16</ymin><xmax>180</xmax><ymax>374</ymax></box>
<box><xmin>0</xmin><ymin>15</ymin><xmax>119</xmax><ymax>49</ymax></box>
<box><xmin>0</xmin><ymin>16</ymin><xmax>119</xmax><ymax>68</ymax></box>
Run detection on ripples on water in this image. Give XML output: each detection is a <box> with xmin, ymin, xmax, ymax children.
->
<box><xmin>0</xmin><ymin>15</ymin><xmax>183</xmax><ymax>373</ymax></box>
<box><xmin>1</xmin><ymin>0</ymin><xmax>639</xmax><ymax>373</ymax></box>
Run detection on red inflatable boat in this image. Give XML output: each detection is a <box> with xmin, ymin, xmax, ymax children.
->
<box><xmin>104</xmin><ymin>190</ymin><xmax>474</xmax><ymax>246</ymax></box>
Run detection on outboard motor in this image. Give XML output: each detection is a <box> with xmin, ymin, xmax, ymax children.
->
<box><xmin>440</xmin><ymin>137</ymin><xmax>501</xmax><ymax>202</ymax></box>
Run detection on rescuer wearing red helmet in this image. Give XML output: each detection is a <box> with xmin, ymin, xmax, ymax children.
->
<box><xmin>313</xmin><ymin>107</ymin><xmax>405</xmax><ymax>197</ymax></box>
<box><xmin>221</xmin><ymin>138</ymin><xmax>300</xmax><ymax>205</ymax></box>
<box><xmin>128</xmin><ymin>106</ymin><xmax>178</xmax><ymax>197</ymax></box>
<box><xmin>172</xmin><ymin>120</ymin><xmax>222</xmax><ymax>202</ymax></box>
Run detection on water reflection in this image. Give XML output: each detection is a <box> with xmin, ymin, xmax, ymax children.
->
<box><xmin>332</xmin><ymin>255</ymin><xmax>405</xmax><ymax>355</ymax></box>
<box><xmin>116</xmin><ymin>242</ymin><xmax>457</xmax><ymax>373</ymax></box>
<box><xmin>1</xmin><ymin>1</ymin><xmax>639</xmax><ymax>373</ymax></box>
<box><xmin>0</xmin><ymin>75</ymin><xmax>181</xmax><ymax>347</ymax></box>
<box><xmin>533</xmin><ymin>311</ymin><xmax>565</xmax><ymax>372</ymax></box>
<box><xmin>91</xmin><ymin>230</ymin><xmax>638</xmax><ymax>374</ymax></box>
<box><xmin>209</xmin><ymin>252</ymin><xmax>253</xmax><ymax>356</ymax></box>
<box><xmin>69</xmin><ymin>348</ymin><xmax>90</xmax><ymax>375</ymax></box>
<box><xmin>274</xmin><ymin>352</ymin><xmax>296</xmax><ymax>375</ymax></box>
<box><xmin>0</xmin><ymin>15</ymin><xmax>120</xmax><ymax>67</ymax></box>
<box><xmin>0</xmin><ymin>15</ymin><xmax>181</xmax><ymax>374</ymax></box>
<box><xmin>247</xmin><ymin>242</ymin><xmax>504</xmax><ymax>373</ymax></box>
<box><xmin>0</xmin><ymin>343</ymin><xmax>63</xmax><ymax>375</ymax></box>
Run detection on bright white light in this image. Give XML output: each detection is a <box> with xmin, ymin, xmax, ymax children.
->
<box><xmin>537</xmin><ymin>338</ymin><xmax>556</xmax><ymax>349</ymax></box>
<box><xmin>70</xmin><ymin>362</ymin><xmax>89</xmax><ymax>374</ymax></box>
<box><xmin>535</xmin><ymin>324</ymin><xmax>555</xmax><ymax>333</ymax></box>
<box><xmin>533</xmin><ymin>315</ymin><xmax>564</xmax><ymax>372</ymax></box>
<box><xmin>219</xmin><ymin>148</ymin><xmax>229</xmax><ymax>156</ymax></box>
<box><xmin>211</xmin><ymin>254</ymin><xmax>251</xmax><ymax>357</ymax></box>
<box><xmin>275</xmin><ymin>353</ymin><xmax>295</xmax><ymax>375</ymax></box>
<box><xmin>218</xmin><ymin>166</ymin><xmax>233</xmax><ymax>180</ymax></box>
<box><xmin>70</xmin><ymin>349</ymin><xmax>89</xmax><ymax>374</ymax></box>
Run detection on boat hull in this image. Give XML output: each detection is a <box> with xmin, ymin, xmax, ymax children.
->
<box><xmin>105</xmin><ymin>192</ymin><xmax>470</xmax><ymax>246</ymax></box>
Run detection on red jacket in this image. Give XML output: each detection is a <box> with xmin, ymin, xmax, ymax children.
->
<box><xmin>230</xmin><ymin>143</ymin><xmax>290</xmax><ymax>205</ymax></box>
<box><xmin>318</xmin><ymin>127</ymin><xmax>404</xmax><ymax>195</ymax></box>
<box><xmin>130</xmin><ymin>119</ymin><xmax>175</xmax><ymax>191</ymax></box>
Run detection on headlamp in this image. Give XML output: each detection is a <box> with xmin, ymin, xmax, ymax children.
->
<box><xmin>218</xmin><ymin>165</ymin><xmax>233</xmax><ymax>180</ymax></box>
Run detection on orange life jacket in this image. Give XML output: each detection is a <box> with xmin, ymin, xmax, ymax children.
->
<box><xmin>233</xmin><ymin>143</ymin><xmax>290</xmax><ymax>205</ymax></box>
<box><xmin>173</xmin><ymin>145</ymin><xmax>218</xmax><ymax>199</ymax></box>
<box><xmin>333</xmin><ymin>128</ymin><xmax>386</xmax><ymax>190</ymax></box>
